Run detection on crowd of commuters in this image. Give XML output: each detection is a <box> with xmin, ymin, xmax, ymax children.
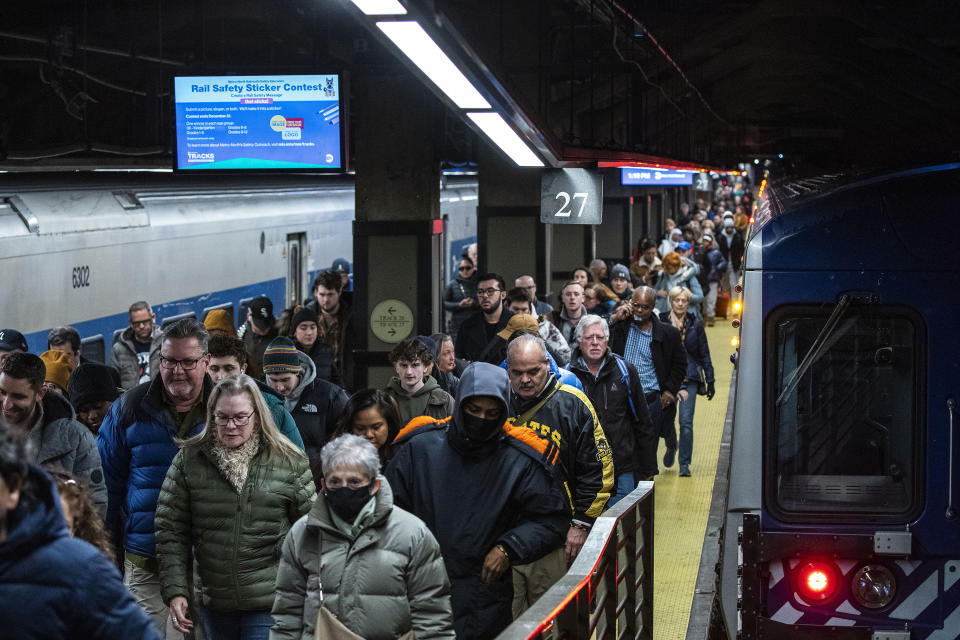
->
<box><xmin>0</xmin><ymin>185</ymin><xmax>743</xmax><ymax>639</ymax></box>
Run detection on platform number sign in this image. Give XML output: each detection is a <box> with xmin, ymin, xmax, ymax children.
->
<box><xmin>540</xmin><ymin>169</ymin><xmax>603</xmax><ymax>225</ymax></box>
<box><xmin>694</xmin><ymin>172</ymin><xmax>711</xmax><ymax>191</ymax></box>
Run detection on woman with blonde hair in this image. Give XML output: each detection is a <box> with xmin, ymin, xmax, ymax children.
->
<box><xmin>155</xmin><ymin>375</ymin><xmax>315</xmax><ymax>640</ymax></box>
<box><xmin>659</xmin><ymin>286</ymin><xmax>715</xmax><ymax>477</ymax></box>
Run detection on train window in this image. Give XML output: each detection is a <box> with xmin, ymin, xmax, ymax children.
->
<box><xmin>80</xmin><ymin>335</ymin><xmax>105</xmax><ymax>364</ymax></box>
<box><xmin>767</xmin><ymin>305</ymin><xmax>923</xmax><ymax>521</ymax></box>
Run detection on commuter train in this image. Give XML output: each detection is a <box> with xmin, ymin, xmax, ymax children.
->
<box><xmin>715</xmin><ymin>164</ymin><xmax>960</xmax><ymax>639</ymax></box>
<box><xmin>0</xmin><ymin>172</ymin><xmax>477</xmax><ymax>362</ymax></box>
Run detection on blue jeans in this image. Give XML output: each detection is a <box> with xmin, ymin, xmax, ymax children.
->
<box><xmin>677</xmin><ymin>381</ymin><xmax>699</xmax><ymax>466</ymax></box>
<box><xmin>196</xmin><ymin>607</ymin><xmax>273</xmax><ymax>640</ymax></box>
<box><xmin>607</xmin><ymin>472</ymin><xmax>637</xmax><ymax>507</ymax></box>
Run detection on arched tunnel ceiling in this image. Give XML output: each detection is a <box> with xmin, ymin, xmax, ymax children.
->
<box><xmin>0</xmin><ymin>0</ymin><xmax>957</xmax><ymax>173</ymax></box>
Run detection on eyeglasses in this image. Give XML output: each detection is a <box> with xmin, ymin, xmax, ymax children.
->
<box><xmin>131</xmin><ymin>319</ymin><xmax>153</xmax><ymax>327</ymax></box>
<box><xmin>159</xmin><ymin>355</ymin><xmax>206</xmax><ymax>370</ymax></box>
<box><xmin>630</xmin><ymin>302</ymin><xmax>654</xmax><ymax>310</ymax></box>
<box><xmin>477</xmin><ymin>288</ymin><xmax>501</xmax><ymax>297</ymax></box>
<box><xmin>213</xmin><ymin>413</ymin><xmax>253</xmax><ymax>427</ymax></box>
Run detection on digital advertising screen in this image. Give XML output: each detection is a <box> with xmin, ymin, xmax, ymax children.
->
<box><xmin>173</xmin><ymin>74</ymin><xmax>344</xmax><ymax>171</ymax></box>
<box><xmin>620</xmin><ymin>167</ymin><xmax>694</xmax><ymax>186</ymax></box>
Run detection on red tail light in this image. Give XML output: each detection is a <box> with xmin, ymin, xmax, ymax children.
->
<box><xmin>796</xmin><ymin>561</ymin><xmax>839</xmax><ymax>603</ymax></box>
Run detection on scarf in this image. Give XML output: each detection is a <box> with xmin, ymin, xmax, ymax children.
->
<box><xmin>211</xmin><ymin>431</ymin><xmax>261</xmax><ymax>494</ymax></box>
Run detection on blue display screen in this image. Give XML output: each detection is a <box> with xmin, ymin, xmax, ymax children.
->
<box><xmin>620</xmin><ymin>167</ymin><xmax>694</xmax><ymax>186</ymax></box>
<box><xmin>174</xmin><ymin>75</ymin><xmax>343</xmax><ymax>171</ymax></box>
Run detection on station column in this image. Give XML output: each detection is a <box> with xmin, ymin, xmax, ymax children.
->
<box><xmin>352</xmin><ymin>73</ymin><xmax>443</xmax><ymax>389</ymax></box>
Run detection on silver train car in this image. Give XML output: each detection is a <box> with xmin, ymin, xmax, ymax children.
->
<box><xmin>0</xmin><ymin>173</ymin><xmax>477</xmax><ymax>363</ymax></box>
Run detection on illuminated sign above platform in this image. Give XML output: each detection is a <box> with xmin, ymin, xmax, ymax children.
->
<box><xmin>621</xmin><ymin>167</ymin><xmax>694</xmax><ymax>186</ymax></box>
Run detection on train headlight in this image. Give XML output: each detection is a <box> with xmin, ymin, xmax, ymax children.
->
<box><xmin>850</xmin><ymin>564</ymin><xmax>896</xmax><ymax>609</ymax></box>
<box><xmin>796</xmin><ymin>561</ymin><xmax>839</xmax><ymax>604</ymax></box>
<box><xmin>732</xmin><ymin>300</ymin><xmax>743</xmax><ymax>313</ymax></box>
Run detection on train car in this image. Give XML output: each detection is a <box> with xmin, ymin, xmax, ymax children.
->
<box><xmin>715</xmin><ymin>164</ymin><xmax>960</xmax><ymax>639</ymax></box>
<box><xmin>0</xmin><ymin>173</ymin><xmax>477</xmax><ymax>364</ymax></box>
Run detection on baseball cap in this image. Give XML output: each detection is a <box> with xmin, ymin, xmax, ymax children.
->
<box><xmin>248</xmin><ymin>297</ymin><xmax>275</xmax><ymax>331</ymax></box>
<box><xmin>331</xmin><ymin>258</ymin><xmax>351</xmax><ymax>274</ymax></box>
<box><xmin>610</xmin><ymin>264</ymin><xmax>631</xmax><ymax>281</ymax></box>
<box><xmin>0</xmin><ymin>329</ymin><xmax>28</xmax><ymax>352</ymax></box>
<box><xmin>497</xmin><ymin>314</ymin><xmax>540</xmax><ymax>341</ymax></box>
<box><xmin>676</xmin><ymin>241</ymin><xmax>692</xmax><ymax>252</ymax></box>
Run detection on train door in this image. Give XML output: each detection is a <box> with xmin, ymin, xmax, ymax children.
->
<box><xmin>286</xmin><ymin>233</ymin><xmax>307</xmax><ymax>309</ymax></box>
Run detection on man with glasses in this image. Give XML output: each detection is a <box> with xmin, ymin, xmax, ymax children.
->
<box><xmin>98</xmin><ymin>318</ymin><xmax>214</xmax><ymax>637</ymax></box>
<box><xmin>514</xmin><ymin>275</ymin><xmax>553</xmax><ymax>316</ymax></box>
<box><xmin>443</xmin><ymin>257</ymin><xmax>478</xmax><ymax>341</ymax></box>
<box><xmin>112</xmin><ymin>300</ymin><xmax>162</xmax><ymax>390</ymax></box>
<box><xmin>455</xmin><ymin>272</ymin><xmax>514</xmax><ymax>364</ymax></box>
<box><xmin>609</xmin><ymin>287</ymin><xmax>686</xmax><ymax>472</ymax></box>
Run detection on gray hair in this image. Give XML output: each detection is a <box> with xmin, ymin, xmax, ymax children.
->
<box><xmin>668</xmin><ymin>286</ymin><xmax>693</xmax><ymax>303</ymax></box>
<box><xmin>162</xmin><ymin>318</ymin><xmax>209</xmax><ymax>352</ymax></box>
<box><xmin>573</xmin><ymin>314</ymin><xmax>609</xmax><ymax>343</ymax></box>
<box><xmin>320</xmin><ymin>434</ymin><xmax>381</xmax><ymax>480</ymax></box>
<box><xmin>506</xmin><ymin>332</ymin><xmax>549</xmax><ymax>363</ymax></box>
<box><xmin>129</xmin><ymin>301</ymin><xmax>152</xmax><ymax>315</ymax></box>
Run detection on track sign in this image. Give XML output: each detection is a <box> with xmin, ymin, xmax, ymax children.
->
<box><xmin>540</xmin><ymin>169</ymin><xmax>603</xmax><ymax>225</ymax></box>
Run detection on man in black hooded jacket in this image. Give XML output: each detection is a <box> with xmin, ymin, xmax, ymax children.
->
<box><xmin>386</xmin><ymin>362</ymin><xmax>567</xmax><ymax>640</ymax></box>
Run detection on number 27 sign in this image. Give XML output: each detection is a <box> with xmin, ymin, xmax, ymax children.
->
<box><xmin>540</xmin><ymin>169</ymin><xmax>603</xmax><ymax>225</ymax></box>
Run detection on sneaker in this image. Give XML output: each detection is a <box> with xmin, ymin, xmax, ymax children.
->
<box><xmin>706</xmin><ymin>317</ymin><xmax>715</xmax><ymax>327</ymax></box>
<box><xmin>679</xmin><ymin>465</ymin><xmax>691</xmax><ymax>477</ymax></box>
<box><xmin>663</xmin><ymin>447</ymin><xmax>676</xmax><ymax>468</ymax></box>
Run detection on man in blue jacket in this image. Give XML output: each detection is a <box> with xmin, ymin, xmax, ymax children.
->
<box><xmin>98</xmin><ymin>318</ymin><xmax>214</xmax><ymax>637</ymax></box>
<box><xmin>386</xmin><ymin>362</ymin><xmax>568</xmax><ymax>639</ymax></box>
<box><xmin>0</xmin><ymin>423</ymin><xmax>159</xmax><ymax>639</ymax></box>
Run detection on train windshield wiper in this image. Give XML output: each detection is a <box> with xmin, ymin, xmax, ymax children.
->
<box><xmin>776</xmin><ymin>295</ymin><xmax>852</xmax><ymax>407</ymax></box>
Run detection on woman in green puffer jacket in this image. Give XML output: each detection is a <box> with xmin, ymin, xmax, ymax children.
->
<box><xmin>155</xmin><ymin>375</ymin><xmax>315</xmax><ymax>640</ymax></box>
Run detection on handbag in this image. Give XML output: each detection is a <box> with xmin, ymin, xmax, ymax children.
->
<box><xmin>696</xmin><ymin>367</ymin><xmax>708</xmax><ymax>396</ymax></box>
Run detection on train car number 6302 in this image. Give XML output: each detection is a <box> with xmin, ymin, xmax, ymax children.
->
<box><xmin>72</xmin><ymin>265</ymin><xmax>91</xmax><ymax>288</ymax></box>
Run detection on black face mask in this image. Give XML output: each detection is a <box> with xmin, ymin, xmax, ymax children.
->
<box><xmin>325</xmin><ymin>485</ymin><xmax>375</xmax><ymax>522</ymax></box>
<box><xmin>462</xmin><ymin>412</ymin><xmax>504</xmax><ymax>442</ymax></box>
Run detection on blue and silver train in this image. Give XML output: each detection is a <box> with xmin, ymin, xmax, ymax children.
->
<box><xmin>716</xmin><ymin>164</ymin><xmax>960</xmax><ymax>639</ymax></box>
<box><xmin>0</xmin><ymin>173</ymin><xmax>477</xmax><ymax>362</ymax></box>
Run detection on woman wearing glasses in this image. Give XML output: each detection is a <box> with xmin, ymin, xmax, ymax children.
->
<box><xmin>442</xmin><ymin>256</ymin><xmax>478</xmax><ymax>341</ymax></box>
<box><xmin>155</xmin><ymin>375</ymin><xmax>315</xmax><ymax>640</ymax></box>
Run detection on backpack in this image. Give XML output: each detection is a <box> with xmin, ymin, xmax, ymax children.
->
<box><xmin>612</xmin><ymin>356</ymin><xmax>642</xmax><ymax>424</ymax></box>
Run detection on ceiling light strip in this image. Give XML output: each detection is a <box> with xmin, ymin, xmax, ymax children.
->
<box><xmin>467</xmin><ymin>112</ymin><xmax>544</xmax><ymax>167</ymax></box>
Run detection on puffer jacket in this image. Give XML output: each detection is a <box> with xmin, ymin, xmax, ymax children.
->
<box><xmin>27</xmin><ymin>391</ymin><xmax>107</xmax><ymax>515</ymax></box>
<box><xmin>0</xmin><ymin>464</ymin><xmax>159</xmax><ymax>639</ymax></box>
<box><xmin>507</xmin><ymin>376</ymin><xmax>615</xmax><ymax>524</ymax></box>
<box><xmin>386</xmin><ymin>363</ymin><xmax>568</xmax><ymax>640</ymax></box>
<box><xmin>155</xmin><ymin>439</ymin><xmax>315</xmax><ymax>611</ymax></box>
<box><xmin>111</xmin><ymin>325</ymin><xmax>162</xmax><ymax>390</ymax></box>
<box><xmin>385</xmin><ymin>375</ymin><xmax>454</xmax><ymax>426</ymax></box>
<box><xmin>569</xmin><ymin>349</ymin><xmax>656</xmax><ymax>477</ymax></box>
<box><xmin>271</xmin><ymin>477</ymin><xmax>455</xmax><ymax>640</ymax></box>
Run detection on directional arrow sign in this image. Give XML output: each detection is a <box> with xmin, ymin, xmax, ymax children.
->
<box><xmin>370</xmin><ymin>299</ymin><xmax>414</xmax><ymax>344</ymax></box>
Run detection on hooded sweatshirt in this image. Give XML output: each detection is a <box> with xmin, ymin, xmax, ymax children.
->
<box><xmin>386</xmin><ymin>375</ymin><xmax>455</xmax><ymax>426</ymax></box>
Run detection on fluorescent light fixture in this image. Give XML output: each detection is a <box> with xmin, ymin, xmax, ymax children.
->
<box><xmin>350</xmin><ymin>0</ymin><xmax>406</xmax><ymax>15</ymax></box>
<box><xmin>376</xmin><ymin>21</ymin><xmax>490</xmax><ymax>109</ymax></box>
<box><xmin>467</xmin><ymin>112</ymin><xmax>544</xmax><ymax>167</ymax></box>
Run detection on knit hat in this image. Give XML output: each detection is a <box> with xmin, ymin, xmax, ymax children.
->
<box><xmin>68</xmin><ymin>363</ymin><xmax>121</xmax><ymax>410</ymax></box>
<box><xmin>414</xmin><ymin>335</ymin><xmax>437</xmax><ymax>362</ymax></box>
<box><xmin>610</xmin><ymin>264</ymin><xmax>631</xmax><ymax>281</ymax></box>
<box><xmin>290</xmin><ymin>307</ymin><xmax>319</xmax><ymax>329</ymax></box>
<box><xmin>497</xmin><ymin>314</ymin><xmax>540</xmax><ymax>341</ymax></box>
<box><xmin>40</xmin><ymin>350</ymin><xmax>76</xmax><ymax>393</ymax></box>
<box><xmin>203</xmin><ymin>309</ymin><xmax>236</xmax><ymax>337</ymax></box>
<box><xmin>0</xmin><ymin>329</ymin><xmax>28</xmax><ymax>352</ymax></box>
<box><xmin>262</xmin><ymin>337</ymin><xmax>302</xmax><ymax>375</ymax></box>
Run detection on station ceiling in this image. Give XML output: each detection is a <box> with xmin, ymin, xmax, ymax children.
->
<box><xmin>1</xmin><ymin>1</ymin><xmax>957</xmax><ymax>173</ymax></box>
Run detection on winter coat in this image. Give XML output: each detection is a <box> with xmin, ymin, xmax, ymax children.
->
<box><xmin>569</xmin><ymin>349</ymin><xmax>657</xmax><ymax>477</ymax></box>
<box><xmin>433</xmin><ymin>370</ymin><xmax>460</xmax><ymax>399</ymax></box>
<box><xmin>256</xmin><ymin>379</ymin><xmax>306</xmax><ymax>451</ymax></box>
<box><xmin>0</xmin><ymin>464</ymin><xmax>159</xmax><ymax>640</ymax></box>
<box><xmin>548</xmin><ymin>305</ymin><xmax>587</xmax><ymax>345</ymax></box>
<box><xmin>281</xmin><ymin>352</ymin><xmax>349</xmax><ymax>485</ymax></box>
<box><xmin>659</xmin><ymin>311</ymin><xmax>715</xmax><ymax>384</ymax></box>
<box><xmin>111</xmin><ymin>325</ymin><xmax>162</xmax><ymax>390</ymax></box>
<box><xmin>654</xmin><ymin>261</ymin><xmax>704</xmax><ymax>317</ymax></box>
<box><xmin>294</xmin><ymin>338</ymin><xmax>334</xmax><ymax>384</ymax></box>
<box><xmin>442</xmin><ymin>274</ymin><xmax>478</xmax><ymax>337</ymax></box>
<box><xmin>717</xmin><ymin>228</ymin><xmax>745</xmax><ymax>270</ymax></box>
<box><xmin>386</xmin><ymin>375</ymin><xmax>454</xmax><ymax>426</ymax></box>
<box><xmin>609</xmin><ymin>315</ymin><xmax>687</xmax><ymax>397</ymax></box>
<box><xmin>705</xmin><ymin>246</ymin><xmax>727</xmax><ymax>282</ymax></box>
<box><xmin>27</xmin><ymin>391</ymin><xmax>107</xmax><ymax>515</ymax></box>
<box><xmin>538</xmin><ymin>315</ymin><xmax>571</xmax><ymax>366</ymax></box>
<box><xmin>241</xmin><ymin>322</ymin><xmax>279</xmax><ymax>381</ymax></box>
<box><xmin>454</xmin><ymin>308</ymin><xmax>514</xmax><ymax>363</ymax></box>
<box><xmin>507</xmin><ymin>375</ymin><xmax>615</xmax><ymax>523</ymax></box>
<box><xmin>305</xmin><ymin>292</ymin><xmax>356</xmax><ymax>390</ymax></box>
<box><xmin>271</xmin><ymin>477</ymin><xmax>455</xmax><ymax>640</ymax></box>
<box><xmin>155</xmin><ymin>440</ymin><xmax>315</xmax><ymax>611</ymax></box>
<box><xmin>386</xmin><ymin>363</ymin><xmax>568</xmax><ymax>640</ymax></box>
<box><xmin>496</xmin><ymin>352</ymin><xmax>583</xmax><ymax>391</ymax></box>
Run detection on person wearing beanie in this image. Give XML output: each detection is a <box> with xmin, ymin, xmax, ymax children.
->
<box><xmin>717</xmin><ymin>213</ymin><xmax>745</xmax><ymax>293</ymax></box>
<box><xmin>203</xmin><ymin>309</ymin><xmax>236</xmax><ymax>338</ymax></box>
<box><xmin>68</xmin><ymin>363</ymin><xmax>122</xmax><ymax>434</ymax></box>
<box><xmin>288</xmin><ymin>306</ymin><xmax>335</xmax><ymax>383</ymax></box>
<box><xmin>39</xmin><ymin>349</ymin><xmax>76</xmax><ymax>396</ymax></box>
<box><xmin>262</xmin><ymin>336</ymin><xmax>348</xmax><ymax>484</ymax></box>
<box><xmin>609</xmin><ymin>264</ymin><xmax>634</xmax><ymax>302</ymax></box>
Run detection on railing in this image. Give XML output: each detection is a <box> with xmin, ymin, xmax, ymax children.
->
<box><xmin>498</xmin><ymin>481</ymin><xmax>656</xmax><ymax>640</ymax></box>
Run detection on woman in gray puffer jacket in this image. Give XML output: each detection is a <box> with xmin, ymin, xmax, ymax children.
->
<box><xmin>271</xmin><ymin>434</ymin><xmax>455</xmax><ymax>640</ymax></box>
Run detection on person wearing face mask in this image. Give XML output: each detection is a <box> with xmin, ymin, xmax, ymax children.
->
<box><xmin>385</xmin><ymin>363</ymin><xmax>568</xmax><ymax>639</ymax></box>
<box><xmin>272</xmin><ymin>434</ymin><xmax>455</xmax><ymax>640</ymax></box>
<box><xmin>155</xmin><ymin>375</ymin><xmax>314</xmax><ymax>640</ymax></box>
<box><xmin>716</xmin><ymin>213</ymin><xmax>745</xmax><ymax>293</ymax></box>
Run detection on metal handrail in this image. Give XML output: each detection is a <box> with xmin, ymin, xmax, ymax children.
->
<box><xmin>497</xmin><ymin>481</ymin><xmax>655</xmax><ymax>640</ymax></box>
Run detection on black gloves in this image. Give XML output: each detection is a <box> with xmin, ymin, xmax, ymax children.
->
<box><xmin>706</xmin><ymin>381</ymin><xmax>716</xmax><ymax>400</ymax></box>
